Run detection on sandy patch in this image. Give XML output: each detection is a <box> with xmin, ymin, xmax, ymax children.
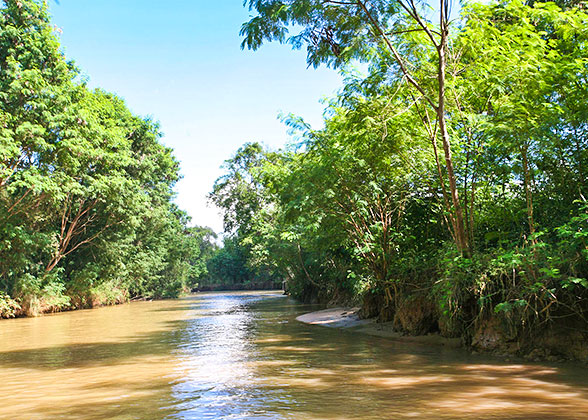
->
<box><xmin>296</xmin><ymin>307</ymin><xmax>373</xmax><ymax>329</ymax></box>
<box><xmin>296</xmin><ymin>307</ymin><xmax>461</xmax><ymax>348</ymax></box>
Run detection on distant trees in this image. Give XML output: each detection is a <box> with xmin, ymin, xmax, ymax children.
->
<box><xmin>0</xmin><ymin>0</ymin><xmax>210</xmax><ymax>317</ymax></box>
<box><xmin>205</xmin><ymin>144</ymin><xmax>283</xmax><ymax>290</ymax></box>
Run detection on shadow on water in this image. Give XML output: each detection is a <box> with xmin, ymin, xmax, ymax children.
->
<box><xmin>0</xmin><ymin>320</ymin><xmax>187</xmax><ymax>369</ymax></box>
<box><xmin>21</xmin><ymin>379</ymin><xmax>180</xmax><ymax>420</ymax></box>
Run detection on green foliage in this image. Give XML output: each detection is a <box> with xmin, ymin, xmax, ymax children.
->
<box><xmin>204</xmin><ymin>236</ymin><xmax>253</xmax><ymax>286</ymax></box>
<box><xmin>206</xmin><ymin>144</ymin><xmax>284</xmax><ymax>289</ymax></box>
<box><xmin>0</xmin><ymin>0</ymin><xmax>210</xmax><ymax>316</ymax></box>
<box><xmin>0</xmin><ymin>291</ymin><xmax>20</xmax><ymax>318</ymax></box>
<box><xmin>221</xmin><ymin>0</ymin><xmax>588</xmax><ymax>343</ymax></box>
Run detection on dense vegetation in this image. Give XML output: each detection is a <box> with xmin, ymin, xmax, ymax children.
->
<box><xmin>0</xmin><ymin>0</ymin><xmax>213</xmax><ymax>317</ymax></box>
<box><xmin>210</xmin><ymin>0</ymin><xmax>588</xmax><ymax>354</ymax></box>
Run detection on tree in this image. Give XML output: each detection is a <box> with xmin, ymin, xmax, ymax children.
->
<box><xmin>220</xmin><ymin>0</ymin><xmax>588</xmax><ymax>343</ymax></box>
<box><xmin>241</xmin><ymin>0</ymin><xmax>471</xmax><ymax>253</ymax></box>
<box><xmin>0</xmin><ymin>0</ymin><xmax>208</xmax><ymax>315</ymax></box>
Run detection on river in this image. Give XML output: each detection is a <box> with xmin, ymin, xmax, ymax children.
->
<box><xmin>1</xmin><ymin>291</ymin><xmax>588</xmax><ymax>419</ymax></box>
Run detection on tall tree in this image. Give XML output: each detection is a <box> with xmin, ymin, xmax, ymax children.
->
<box><xmin>241</xmin><ymin>0</ymin><xmax>470</xmax><ymax>253</ymax></box>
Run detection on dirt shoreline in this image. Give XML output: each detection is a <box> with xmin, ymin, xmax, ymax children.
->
<box><xmin>296</xmin><ymin>307</ymin><xmax>462</xmax><ymax>348</ymax></box>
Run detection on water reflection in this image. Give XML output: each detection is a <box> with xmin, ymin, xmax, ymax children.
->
<box><xmin>0</xmin><ymin>291</ymin><xmax>588</xmax><ymax>419</ymax></box>
<box><xmin>171</xmin><ymin>294</ymin><xmax>266</xmax><ymax>419</ymax></box>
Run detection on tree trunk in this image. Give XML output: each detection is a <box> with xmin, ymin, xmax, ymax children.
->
<box><xmin>521</xmin><ymin>143</ymin><xmax>536</xmax><ymax>239</ymax></box>
<box><xmin>437</xmin><ymin>22</ymin><xmax>469</xmax><ymax>255</ymax></box>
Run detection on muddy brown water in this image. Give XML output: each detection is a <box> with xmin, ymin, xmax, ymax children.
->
<box><xmin>1</xmin><ymin>291</ymin><xmax>588</xmax><ymax>419</ymax></box>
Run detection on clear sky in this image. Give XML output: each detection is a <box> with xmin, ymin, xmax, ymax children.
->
<box><xmin>49</xmin><ymin>0</ymin><xmax>344</xmax><ymax>233</ymax></box>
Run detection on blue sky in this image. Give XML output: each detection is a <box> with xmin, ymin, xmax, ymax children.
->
<box><xmin>49</xmin><ymin>0</ymin><xmax>344</xmax><ymax>232</ymax></box>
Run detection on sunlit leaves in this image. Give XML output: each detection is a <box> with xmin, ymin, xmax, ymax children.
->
<box><xmin>0</xmin><ymin>0</ymin><xmax>207</xmax><ymax>310</ymax></box>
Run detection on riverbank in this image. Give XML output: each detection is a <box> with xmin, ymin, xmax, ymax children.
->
<box><xmin>0</xmin><ymin>289</ymin><xmax>285</xmax><ymax>320</ymax></box>
<box><xmin>296</xmin><ymin>307</ymin><xmax>462</xmax><ymax>349</ymax></box>
<box><xmin>0</xmin><ymin>288</ymin><xmax>130</xmax><ymax>319</ymax></box>
<box><xmin>296</xmin><ymin>307</ymin><xmax>588</xmax><ymax>363</ymax></box>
